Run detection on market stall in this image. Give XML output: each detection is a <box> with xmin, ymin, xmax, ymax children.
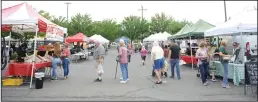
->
<box><xmin>204</xmin><ymin>10</ymin><xmax>257</xmax><ymax>86</ymax></box>
<box><xmin>90</xmin><ymin>34</ymin><xmax>110</xmax><ymax>44</ymax></box>
<box><xmin>2</xmin><ymin>2</ymin><xmax>67</xmax><ymax>88</ymax></box>
<box><xmin>65</xmin><ymin>32</ymin><xmax>90</xmax><ymax>61</ymax></box>
<box><xmin>172</xmin><ymin>19</ymin><xmax>215</xmax><ymax>69</ymax></box>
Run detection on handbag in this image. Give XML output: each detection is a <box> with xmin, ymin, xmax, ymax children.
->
<box><xmin>116</xmin><ymin>56</ymin><xmax>120</xmax><ymax>62</ymax></box>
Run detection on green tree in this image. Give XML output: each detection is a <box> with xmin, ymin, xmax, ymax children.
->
<box><xmin>121</xmin><ymin>16</ymin><xmax>150</xmax><ymax>42</ymax></box>
<box><xmin>150</xmin><ymin>12</ymin><xmax>171</xmax><ymax>33</ymax></box>
<box><xmin>68</xmin><ymin>13</ymin><xmax>93</xmax><ymax>36</ymax></box>
<box><xmin>121</xmin><ymin>16</ymin><xmax>142</xmax><ymax>42</ymax></box>
<box><xmin>51</xmin><ymin>16</ymin><xmax>68</xmax><ymax>27</ymax></box>
<box><xmin>91</xmin><ymin>19</ymin><xmax>121</xmax><ymax>41</ymax></box>
<box><xmin>38</xmin><ymin>10</ymin><xmax>52</xmax><ymax>20</ymax></box>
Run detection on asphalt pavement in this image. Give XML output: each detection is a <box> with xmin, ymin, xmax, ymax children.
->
<box><xmin>1</xmin><ymin>48</ymin><xmax>257</xmax><ymax>101</ymax></box>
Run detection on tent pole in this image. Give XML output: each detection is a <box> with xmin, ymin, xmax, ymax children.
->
<box><xmin>29</xmin><ymin>24</ymin><xmax>39</xmax><ymax>89</ymax></box>
<box><xmin>240</xmin><ymin>32</ymin><xmax>244</xmax><ymax>62</ymax></box>
<box><xmin>8</xmin><ymin>27</ymin><xmax>12</xmax><ymax>52</ymax></box>
<box><xmin>189</xmin><ymin>35</ymin><xmax>194</xmax><ymax>70</ymax></box>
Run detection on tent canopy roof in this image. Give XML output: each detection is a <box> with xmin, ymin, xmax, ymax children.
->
<box><xmin>2</xmin><ymin>2</ymin><xmax>67</xmax><ymax>37</ymax></box>
<box><xmin>65</xmin><ymin>32</ymin><xmax>88</xmax><ymax>43</ymax></box>
<box><xmin>116</xmin><ymin>36</ymin><xmax>130</xmax><ymax>43</ymax></box>
<box><xmin>174</xmin><ymin>19</ymin><xmax>215</xmax><ymax>39</ymax></box>
<box><xmin>90</xmin><ymin>34</ymin><xmax>109</xmax><ymax>44</ymax></box>
<box><xmin>168</xmin><ymin>24</ymin><xmax>190</xmax><ymax>39</ymax></box>
<box><xmin>205</xmin><ymin>10</ymin><xmax>257</xmax><ymax>37</ymax></box>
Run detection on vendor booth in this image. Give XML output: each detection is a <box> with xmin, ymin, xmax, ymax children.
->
<box><xmin>90</xmin><ymin>34</ymin><xmax>110</xmax><ymax>44</ymax></box>
<box><xmin>2</xmin><ymin>2</ymin><xmax>67</xmax><ymax>88</ymax></box>
<box><xmin>65</xmin><ymin>32</ymin><xmax>90</xmax><ymax>61</ymax></box>
<box><xmin>171</xmin><ymin>19</ymin><xmax>215</xmax><ymax>69</ymax></box>
<box><xmin>204</xmin><ymin>10</ymin><xmax>257</xmax><ymax>87</ymax></box>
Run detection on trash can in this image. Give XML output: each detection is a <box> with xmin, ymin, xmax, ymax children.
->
<box><xmin>35</xmin><ymin>72</ymin><xmax>45</xmax><ymax>89</ymax></box>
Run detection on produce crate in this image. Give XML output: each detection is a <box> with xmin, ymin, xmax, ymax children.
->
<box><xmin>2</xmin><ymin>78</ymin><xmax>23</xmax><ymax>86</ymax></box>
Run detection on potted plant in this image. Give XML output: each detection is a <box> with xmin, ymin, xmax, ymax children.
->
<box><xmin>10</xmin><ymin>53</ymin><xmax>17</xmax><ymax>63</ymax></box>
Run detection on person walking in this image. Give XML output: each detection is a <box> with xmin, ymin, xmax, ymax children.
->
<box><xmin>168</xmin><ymin>42</ymin><xmax>181</xmax><ymax>80</ymax></box>
<box><xmin>61</xmin><ymin>43</ymin><xmax>71</xmax><ymax>79</ymax></box>
<box><xmin>140</xmin><ymin>46</ymin><xmax>147</xmax><ymax>65</ymax></box>
<box><xmin>196</xmin><ymin>41</ymin><xmax>209</xmax><ymax>86</ymax></box>
<box><xmin>118</xmin><ymin>39</ymin><xmax>130</xmax><ymax>83</ymax></box>
<box><xmin>219</xmin><ymin>40</ymin><xmax>232</xmax><ymax>88</ymax></box>
<box><xmin>127</xmin><ymin>43</ymin><xmax>132</xmax><ymax>62</ymax></box>
<box><xmin>93</xmin><ymin>41</ymin><xmax>105</xmax><ymax>82</ymax></box>
<box><xmin>151</xmin><ymin>41</ymin><xmax>164</xmax><ymax>84</ymax></box>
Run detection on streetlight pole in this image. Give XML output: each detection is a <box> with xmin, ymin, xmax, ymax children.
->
<box><xmin>138</xmin><ymin>5</ymin><xmax>147</xmax><ymax>43</ymax></box>
<box><xmin>224</xmin><ymin>0</ymin><xmax>227</xmax><ymax>22</ymax></box>
<box><xmin>64</xmin><ymin>2</ymin><xmax>71</xmax><ymax>40</ymax></box>
<box><xmin>65</xmin><ymin>2</ymin><xmax>71</xmax><ymax>22</ymax></box>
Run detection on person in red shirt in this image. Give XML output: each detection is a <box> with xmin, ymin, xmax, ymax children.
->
<box><xmin>61</xmin><ymin>43</ymin><xmax>71</xmax><ymax>79</ymax></box>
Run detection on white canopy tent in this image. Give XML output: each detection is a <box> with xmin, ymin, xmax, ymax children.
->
<box><xmin>205</xmin><ymin>10</ymin><xmax>257</xmax><ymax>37</ymax></box>
<box><xmin>205</xmin><ymin>10</ymin><xmax>257</xmax><ymax>64</ymax></box>
<box><xmin>2</xmin><ymin>2</ymin><xmax>68</xmax><ymax>89</ymax></box>
<box><xmin>143</xmin><ymin>34</ymin><xmax>155</xmax><ymax>42</ymax></box>
<box><xmin>143</xmin><ymin>32</ymin><xmax>172</xmax><ymax>42</ymax></box>
<box><xmin>90</xmin><ymin>34</ymin><xmax>110</xmax><ymax>44</ymax></box>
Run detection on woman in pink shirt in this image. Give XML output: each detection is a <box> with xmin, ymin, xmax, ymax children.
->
<box><xmin>61</xmin><ymin>43</ymin><xmax>71</xmax><ymax>79</ymax></box>
<box><xmin>141</xmin><ymin>46</ymin><xmax>147</xmax><ymax>65</ymax></box>
<box><xmin>118</xmin><ymin>39</ymin><xmax>130</xmax><ymax>83</ymax></box>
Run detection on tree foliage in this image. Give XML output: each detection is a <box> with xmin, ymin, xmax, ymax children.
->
<box><xmin>1</xmin><ymin>9</ymin><xmax>192</xmax><ymax>42</ymax></box>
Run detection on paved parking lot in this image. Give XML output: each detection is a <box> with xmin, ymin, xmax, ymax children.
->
<box><xmin>1</xmin><ymin>49</ymin><xmax>257</xmax><ymax>101</ymax></box>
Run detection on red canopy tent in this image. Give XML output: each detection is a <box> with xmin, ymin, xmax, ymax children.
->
<box><xmin>2</xmin><ymin>2</ymin><xmax>67</xmax><ymax>37</ymax></box>
<box><xmin>1</xmin><ymin>2</ymin><xmax>67</xmax><ymax>89</ymax></box>
<box><xmin>65</xmin><ymin>32</ymin><xmax>89</xmax><ymax>43</ymax></box>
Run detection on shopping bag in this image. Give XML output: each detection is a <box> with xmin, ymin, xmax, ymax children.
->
<box><xmin>97</xmin><ymin>64</ymin><xmax>104</xmax><ymax>74</ymax></box>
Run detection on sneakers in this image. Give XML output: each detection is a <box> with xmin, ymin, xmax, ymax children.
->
<box><xmin>222</xmin><ymin>84</ymin><xmax>231</xmax><ymax>88</ymax></box>
<box><xmin>203</xmin><ymin>81</ymin><xmax>208</xmax><ymax>86</ymax></box>
<box><xmin>211</xmin><ymin>79</ymin><xmax>217</xmax><ymax>82</ymax></box>
<box><xmin>120</xmin><ymin>81</ymin><xmax>127</xmax><ymax>83</ymax></box>
<box><xmin>51</xmin><ymin>77</ymin><xmax>58</xmax><ymax>80</ymax></box>
<box><xmin>155</xmin><ymin>81</ymin><xmax>162</xmax><ymax>84</ymax></box>
<box><xmin>94</xmin><ymin>78</ymin><xmax>102</xmax><ymax>82</ymax></box>
<box><xmin>120</xmin><ymin>77</ymin><xmax>129</xmax><ymax>81</ymax></box>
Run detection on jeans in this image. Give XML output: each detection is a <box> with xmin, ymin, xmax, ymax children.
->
<box><xmin>199</xmin><ymin>62</ymin><xmax>209</xmax><ymax>83</ymax></box>
<box><xmin>222</xmin><ymin>62</ymin><xmax>229</xmax><ymax>85</ymax></box>
<box><xmin>52</xmin><ymin>58</ymin><xmax>61</xmax><ymax>78</ymax></box>
<box><xmin>62</xmin><ymin>58</ymin><xmax>70</xmax><ymax>77</ymax></box>
<box><xmin>120</xmin><ymin>63</ymin><xmax>128</xmax><ymax>81</ymax></box>
<box><xmin>170</xmin><ymin>58</ymin><xmax>180</xmax><ymax>79</ymax></box>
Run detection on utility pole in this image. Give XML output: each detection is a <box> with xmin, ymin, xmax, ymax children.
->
<box><xmin>64</xmin><ymin>2</ymin><xmax>71</xmax><ymax>40</ymax></box>
<box><xmin>138</xmin><ymin>5</ymin><xmax>147</xmax><ymax>43</ymax></box>
<box><xmin>223</xmin><ymin>0</ymin><xmax>227</xmax><ymax>22</ymax></box>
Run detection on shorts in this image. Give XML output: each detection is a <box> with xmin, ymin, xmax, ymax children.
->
<box><xmin>153</xmin><ymin>58</ymin><xmax>164</xmax><ymax>70</ymax></box>
<box><xmin>141</xmin><ymin>56</ymin><xmax>146</xmax><ymax>61</ymax></box>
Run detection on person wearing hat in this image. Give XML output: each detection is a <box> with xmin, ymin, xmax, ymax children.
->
<box><xmin>61</xmin><ymin>43</ymin><xmax>71</xmax><ymax>79</ymax></box>
<box><xmin>232</xmin><ymin>42</ymin><xmax>241</xmax><ymax>63</ymax></box>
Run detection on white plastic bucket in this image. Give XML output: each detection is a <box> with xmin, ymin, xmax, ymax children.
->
<box><xmin>35</xmin><ymin>72</ymin><xmax>45</xmax><ymax>78</ymax></box>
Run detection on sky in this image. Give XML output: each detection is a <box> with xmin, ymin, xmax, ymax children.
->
<box><xmin>2</xmin><ymin>1</ymin><xmax>257</xmax><ymax>26</ymax></box>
